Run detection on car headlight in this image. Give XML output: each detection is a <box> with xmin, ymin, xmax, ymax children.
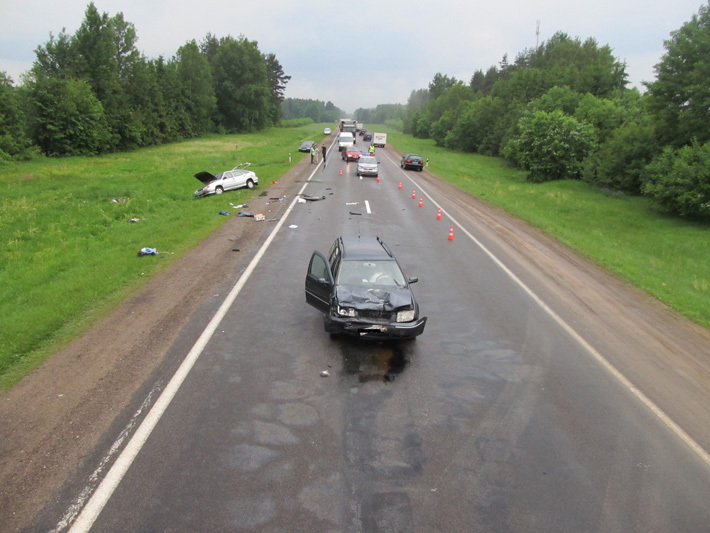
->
<box><xmin>337</xmin><ymin>306</ymin><xmax>356</xmax><ymax>317</ymax></box>
<box><xmin>396</xmin><ymin>309</ymin><xmax>416</xmax><ymax>322</ymax></box>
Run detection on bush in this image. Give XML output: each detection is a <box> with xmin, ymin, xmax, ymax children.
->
<box><xmin>642</xmin><ymin>141</ymin><xmax>710</xmax><ymax>219</ymax></box>
<box><xmin>502</xmin><ymin>110</ymin><xmax>596</xmax><ymax>182</ymax></box>
<box><xmin>582</xmin><ymin>120</ymin><xmax>659</xmax><ymax>194</ymax></box>
<box><xmin>279</xmin><ymin>118</ymin><xmax>314</xmax><ymax>128</ymax></box>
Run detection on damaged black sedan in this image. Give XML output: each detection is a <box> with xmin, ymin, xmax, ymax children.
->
<box><xmin>305</xmin><ymin>236</ymin><xmax>427</xmax><ymax>339</ymax></box>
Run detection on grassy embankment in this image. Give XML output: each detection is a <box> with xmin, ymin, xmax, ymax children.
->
<box><xmin>378</xmin><ymin>126</ymin><xmax>709</xmax><ymax>331</ymax></box>
<box><xmin>0</xmin><ymin>123</ymin><xmax>328</xmax><ymax>390</ymax></box>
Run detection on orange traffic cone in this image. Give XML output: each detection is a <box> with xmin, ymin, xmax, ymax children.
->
<box><xmin>377</xmin><ymin>174</ymin><xmax>380</xmax><ymax>183</ymax></box>
<box><xmin>398</xmin><ymin>181</ymin><xmax>402</xmax><ymax>190</ymax></box>
<box><xmin>448</xmin><ymin>225</ymin><xmax>454</xmax><ymax>241</ymax></box>
<box><xmin>418</xmin><ymin>197</ymin><xmax>423</xmax><ymax>208</ymax></box>
<box><xmin>339</xmin><ymin>169</ymin><xmax>343</xmax><ymax>176</ymax></box>
<box><xmin>436</xmin><ymin>207</ymin><xmax>442</xmax><ymax>220</ymax></box>
<box><xmin>412</xmin><ymin>190</ymin><xmax>416</xmax><ymax>199</ymax></box>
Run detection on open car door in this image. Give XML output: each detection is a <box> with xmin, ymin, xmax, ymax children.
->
<box><xmin>305</xmin><ymin>251</ymin><xmax>333</xmax><ymax>313</ymax></box>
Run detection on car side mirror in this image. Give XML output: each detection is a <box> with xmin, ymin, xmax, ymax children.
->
<box><xmin>408</xmin><ymin>276</ymin><xmax>418</xmax><ymax>284</ymax></box>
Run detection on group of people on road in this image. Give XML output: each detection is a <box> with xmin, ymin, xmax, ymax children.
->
<box><xmin>310</xmin><ymin>144</ymin><xmax>328</xmax><ymax>167</ymax></box>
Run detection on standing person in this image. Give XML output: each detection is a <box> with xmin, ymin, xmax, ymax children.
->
<box><xmin>322</xmin><ymin>144</ymin><xmax>327</xmax><ymax>168</ymax></box>
<box><xmin>310</xmin><ymin>145</ymin><xmax>315</xmax><ymax>163</ymax></box>
<box><xmin>369</xmin><ymin>144</ymin><xmax>375</xmax><ymax>155</ymax></box>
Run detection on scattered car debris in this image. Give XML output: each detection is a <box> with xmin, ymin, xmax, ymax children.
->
<box><xmin>237</xmin><ymin>211</ymin><xmax>254</xmax><ymax>217</ymax></box>
<box><xmin>218</xmin><ymin>210</ymin><xmax>230</xmax><ymax>216</ymax></box>
<box><xmin>289</xmin><ymin>224</ymin><xmax>298</xmax><ymax>229</ymax></box>
<box><xmin>346</xmin><ymin>202</ymin><xmax>359</xmax><ymax>206</ymax></box>
<box><xmin>298</xmin><ymin>198</ymin><xmax>307</xmax><ymax>203</ymax></box>
<box><xmin>129</xmin><ymin>218</ymin><xmax>140</xmax><ymax>223</ymax></box>
<box><xmin>112</xmin><ymin>198</ymin><xmax>128</xmax><ymax>203</ymax></box>
<box><xmin>230</xmin><ymin>203</ymin><xmax>248</xmax><ymax>208</ymax></box>
<box><xmin>254</xmin><ymin>214</ymin><xmax>266</xmax><ymax>221</ymax></box>
<box><xmin>299</xmin><ymin>194</ymin><xmax>327</xmax><ymax>201</ymax></box>
<box><xmin>349</xmin><ymin>211</ymin><xmax>362</xmax><ymax>216</ymax></box>
<box><xmin>320</xmin><ymin>370</ymin><xmax>330</xmax><ymax>377</ymax></box>
<box><xmin>138</xmin><ymin>247</ymin><xmax>174</xmax><ymax>256</ymax></box>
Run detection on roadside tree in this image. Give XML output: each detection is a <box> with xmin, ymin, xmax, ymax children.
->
<box><xmin>503</xmin><ymin>109</ymin><xmax>596</xmax><ymax>182</ymax></box>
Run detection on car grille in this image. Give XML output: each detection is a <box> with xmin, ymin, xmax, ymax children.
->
<box><xmin>358</xmin><ymin>309</ymin><xmax>394</xmax><ymax>321</ymax></box>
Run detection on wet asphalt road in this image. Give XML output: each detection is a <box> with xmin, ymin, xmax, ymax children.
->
<box><xmin>42</xmin><ymin>139</ymin><xmax>710</xmax><ymax>532</ymax></box>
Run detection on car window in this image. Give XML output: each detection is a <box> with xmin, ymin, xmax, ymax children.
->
<box><xmin>309</xmin><ymin>253</ymin><xmax>329</xmax><ymax>280</ymax></box>
<box><xmin>337</xmin><ymin>260</ymin><xmax>406</xmax><ymax>287</ymax></box>
<box><xmin>328</xmin><ymin>240</ymin><xmax>341</xmax><ymax>275</ymax></box>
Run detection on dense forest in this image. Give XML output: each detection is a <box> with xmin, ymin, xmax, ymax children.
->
<box><xmin>353</xmin><ymin>3</ymin><xmax>710</xmax><ymax>220</ymax></box>
<box><xmin>280</xmin><ymin>98</ymin><xmax>345</xmax><ymax>124</ymax></box>
<box><xmin>0</xmin><ymin>2</ymin><xmax>290</xmax><ymax>158</ymax></box>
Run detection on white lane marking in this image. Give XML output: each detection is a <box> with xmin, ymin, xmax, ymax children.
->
<box><xmin>365</xmin><ymin>200</ymin><xmax>371</xmax><ymax>214</ymax></box>
<box><xmin>65</xmin><ymin>167</ymin><xmax>321</xmax><ymax>533</ymax></box>
<box><xmin>384</xmin><ymin>152</ymin><xmax>710</xmax><ymax>469</ymax></box>
<box><xmin>51</xmin><ymin>383</ymin><xmax>161</xmax><ymax>532</ymax></box>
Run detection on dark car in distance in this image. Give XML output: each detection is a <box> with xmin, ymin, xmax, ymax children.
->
<box><xmin>363</xmin><ymin>133</ymin><xmax>372</xmax><ymax>142</ymax></box>
<box><xmin>305</xmin><ymin>236</ymin><xmax>427</xmax><ymax>339</ymax></box>
<box><xmin>299</xmin><ymin>140</ymin><xmax>316</xmax><ymax>152</ymax></box>
<box><xmin>401</xmin><ymin>153</ymin><xmax>424</xmax><ymax>171</ymax></box>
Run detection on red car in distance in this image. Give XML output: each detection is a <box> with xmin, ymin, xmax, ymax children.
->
<box><xmin>341</xmin><ymin>147</ymin><xmax>362</xmax><ymax>162</ymax></box>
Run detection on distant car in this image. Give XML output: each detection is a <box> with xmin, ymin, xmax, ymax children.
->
<box><xmin>194</xmin><ymin>163</ymin><xmax>258</xmax><ymax>197</ymax></box>
<box><xmin>363</xmin><ymin>133</ymin><xmax>372</xmax><ymax>142</ymax></box>
<box><xmin>358</xmin><ymin>129</ymin><xmax>367</xmax><ymax>136</ymax></box>
<box><xmin>356</xmin><ymin>155</ymin><xmax>378</xmax><ymax>177</ymax></box>
<box><xmin>299</xmin><ymin>140</ymin><xmax>316</xmax><ymax>152</ymax></box>
<box><xmin>305</xmin><ymin>236</ymin><xmax>426</xmax><ymax>339</ymax></box>
<box><xmin>341</xmin><ymin>147</ymin><xmax>362</xmax><ymax>162</ymax></box>
<box><xmin>324</xmin><ymin>127</ymin><xmax>332</xmax><ymax>135</ymax></box>
<box><xmin>401</xmin><ymin>153</ymin><xmax>424</xmax><ymax>171</ymax></box>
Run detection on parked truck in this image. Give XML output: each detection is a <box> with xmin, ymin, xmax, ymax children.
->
<box><xmin>373</xmin><ymin>132</ymin><xmax>387</xmax><ymax>148</ymax></box>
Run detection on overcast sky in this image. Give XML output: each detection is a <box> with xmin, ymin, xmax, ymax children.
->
<box><xmin>1</xmin><ymin>0</ymin><xmax>705</xmax><ymax>113</ymax></box>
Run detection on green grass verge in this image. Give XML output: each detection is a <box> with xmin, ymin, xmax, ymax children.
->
<box><xmin>0</xmin><ymin>123</ymin><xmax>329</xmax><ymax>390</ymax></box>
<box><xmin>377</xmin><ymin>127</ymin><xmax>710</xmax><ymax>330</ymax></box>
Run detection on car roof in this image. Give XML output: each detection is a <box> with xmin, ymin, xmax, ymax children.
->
<box><xmin>340</xmin><ymin>236</ymin><xmax>394</xmax><ymax>261</ymax></box>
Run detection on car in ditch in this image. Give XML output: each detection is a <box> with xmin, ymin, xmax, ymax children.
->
<box><xmin>341</xmin><ymin>147</ymin><xmax>362</xmax><ymax>162</ymax></box>
<box><xmin>305</xmin><ymin>236</ymin><xmax>427</xmax><ymax>339</ymax></box>
<box><xmin>194</xmin><ymin>163</ymin><xmax>258</xmax><ymax>197</ymax></box>
<box><xmin>299</xmin><ymin>140</ymin><xmax>317</xmax><ymax>152</ymax></box>
<box><xmin>400</xmin><ymin>153</ymin><xmax>424</xmax><ymax>171</ymax></box>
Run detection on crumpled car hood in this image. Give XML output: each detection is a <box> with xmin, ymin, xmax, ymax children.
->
<box><xmin>336</xmin><ymin>285</ymin><xmax>413</xmax><ymax>311</ymax></box>
<box><xmin>194</xmin><ymin>171</ymin><xmax>217</xmax><ymax>185</ymax></box>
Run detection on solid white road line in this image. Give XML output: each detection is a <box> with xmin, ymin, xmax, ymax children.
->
<box><xmin>385</xmin><ymin>152</ymin><xmax>710</xmax><ymax>470</ymax></box>
<box><xmin>65</xmin><ymin>165</ymin><xmax>321</xmax><ymax>533</ymax></box>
